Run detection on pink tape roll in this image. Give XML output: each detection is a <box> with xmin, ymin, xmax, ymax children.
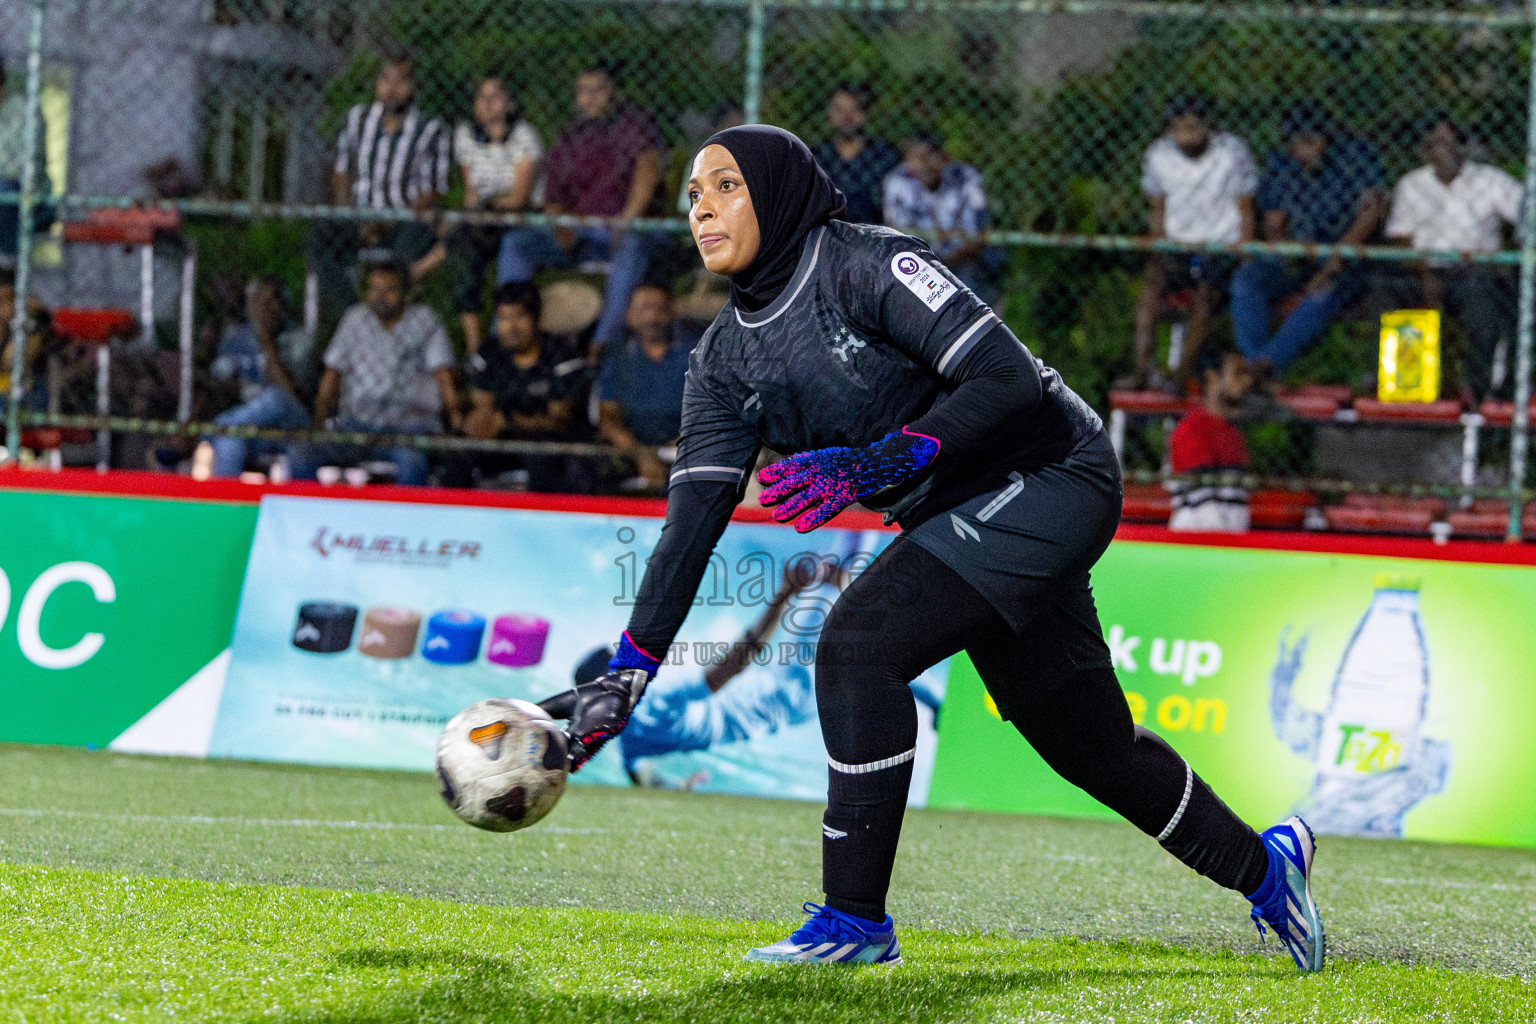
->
<box><xmin>487</xmin><ymin>614</ymin><xmax>550</xmax><ymax>668</ymax></box>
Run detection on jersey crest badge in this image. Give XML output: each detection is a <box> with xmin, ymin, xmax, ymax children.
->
<box><xmin>891</xmin><ymin>251</ymin><xmax>956</xmax><ymax>312</ymax></box>
<box><xmin>831</xmin><ymin>326</ymin><xmax>867</xmax><ymax>362</ymax></box>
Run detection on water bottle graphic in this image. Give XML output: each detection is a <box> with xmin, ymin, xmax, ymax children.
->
<box><xmin>1269</xmin><ymin>574</ymin><xmax>1451</xmax><ymax>838</ymax></box>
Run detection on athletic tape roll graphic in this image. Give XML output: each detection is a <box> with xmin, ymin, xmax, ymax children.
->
<box><xmin>422</xmin><ymin>610</ymin><xmax>486</xmax><ymax>665</ymax></box>
<box><xmin>358</xmin><ymin>606</ymin><xmax>422</xmax><ymax>659</ymax></box>
<box><xmin>292</xmin><ymin>602</ymin><xmax>358</xmax><ymax>654</ymax></box>
<box><xmin>486</xmin><ymin>614</ymin><xmax>550</xmax><ymax>668</ymax></box>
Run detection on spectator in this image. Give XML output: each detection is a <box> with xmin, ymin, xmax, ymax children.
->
<box><xmin>812</xmin><ymin>82</ymin><xmax>900</xmax><ymax>225</ymax></box>
<box><xmin>1168</xmin><ymin>352</ymin><xmax>1254</xmax><ymax>533</ymax></box>
<box><xmin>309</xmin><ymin>52</ymin><xmax>450</xmax><ymax>323</ymax></box>
<box><xmin>1386</xmin><ymin>116</ymin><xmax>1522</xmax><ymax>404</ymax></box>
<box><xmin>0</xmin><ymin>68</ymin><xmax>52</xmax><ymax>261</ymax></box>
<box><xmin>0</xmin><ymin>269</ymin><xmax>48</xmax><ymax>417</ymax></box>
<box><xmin>596</xmin><ymin>284</ymin><xmax>693</xmax><ymax>491</ymax></box>
<box><xmin>417</xmin><ymin>75</ymin><xmax>544</xmax><ymax>361</ymax></box>
<box><xmin>882</xmin><ymin>130</ymin><xmax>1003</xmax><ymax>302</ymax></box>
<box><xmin>204</xmin><ymin>277</ymin><xmax>318</xmax><ymax>478</ymax></box>
<box><xmin>1129</xmin><ymin>94</ymin><xmax>1256</xmax><ymax>393</ymax></box>
<box><xmin>456</xmin><ymin>282</ymin><xmax>588</xmax><ymax>491</ymax></box>
<box><xmin>294</xmin><ymin>258</ymin><xmax>459</xmax><ymax>486</ymax></box>
<box><xmin>497</xmin><ymin>63</ymin><xmax>661</xmax><ymax>356</ymax></box>
<box><xmin>1230</xmin><ymin>101</ymin><xmax>1386</xmax><ymax>377</ymax></box>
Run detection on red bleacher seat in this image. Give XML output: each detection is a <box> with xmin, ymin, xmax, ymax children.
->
<box><xmin>1274</xmin><ymin>391</ymin><xmax>1343</xmax><ymax>420</ymax></box>
<box><xmin>1476</xmin><ymin>400</ymin><xmax>1536</xmax><ymax>427</ymax></box>
<box><xmin>1108</xmin><ymin>390</ymin><xmax>1194</xmax><ymax>415</ymax></box>
<box><xmin>52</xmin><ymin>308</ymin><xmax>135</xmax><ymax>343</ymax></box>
<box><xmin>1249</xmin><ymin>489</ymin><xmax>1314</xmax><ymax>530</ymax></box>
<box><xmin>1447</xmin><ymin>499</ymin><xmax>1536</xmax><ymax>539</ymax></box>
<box><xmin>1121</xmin><ymin>483</ymin><xmax>1172</xmax><ymax>523</ymax></box>
<box><xmin>62</xmin><ymin>207</ymin><xmax>183</xmax><ymax>246</ymax></box>
<box><xmin>1324</xmin><ymin>493</ymin><xmax>1445</xmax><ymax>535</ymax></box>
<box><xmin>1351</xmin><ymin>398</ymin><xmax>1463</xmax><ymax>424</ymax></box>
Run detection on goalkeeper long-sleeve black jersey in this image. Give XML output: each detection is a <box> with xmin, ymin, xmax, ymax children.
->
<box><xmin>623</xmin><ymin>221</ymin><xmax>1103</xmax><ymax>660</ymax></box>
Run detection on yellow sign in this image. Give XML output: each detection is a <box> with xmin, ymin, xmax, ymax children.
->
<box><xmin>1378</xmin><ymin>309</ymin><xmax>1441</xmax><ymax>403</ymax></box>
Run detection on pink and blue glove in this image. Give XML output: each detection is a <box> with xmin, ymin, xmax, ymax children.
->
<box><xmin>757</xmin><ymin>427</ymin><xmax>940</xmax><ymax>533</ymax></box>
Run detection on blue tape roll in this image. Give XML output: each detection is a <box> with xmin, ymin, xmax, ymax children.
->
<box><xmin>422</xmin><ymin>610</ymin><xmax>486</xmax><ymax>665</ymax></box>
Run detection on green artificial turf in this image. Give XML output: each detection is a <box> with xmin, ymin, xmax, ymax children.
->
<box><xmin>1</xmin><ymin>744</ymin><xmax>1533</xmax><ymax>1022</ymax></box>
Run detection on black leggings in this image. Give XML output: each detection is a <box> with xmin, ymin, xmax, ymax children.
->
<box><xmin>815</xmin><ymin>536</ymin><xmax>1267</xmax><ymax>922</ymax></box>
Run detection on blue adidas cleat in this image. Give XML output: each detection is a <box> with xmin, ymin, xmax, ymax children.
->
<box><xmin>1248</xmin><ymin>815</ymin><xmax>1326</xmax><ymax>972</ymax></box>
<box><xmin>745</xmin><ymin>902</ymin><xmax>903</xmax><ymax>965</ymax></box>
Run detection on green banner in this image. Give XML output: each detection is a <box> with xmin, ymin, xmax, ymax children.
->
<box><xmin>0</xmin><ymin>491</ymin><xmax>256</xmax><ymax>746</ymax></box>
<box><xmin>929</xmin><ymin>541</ymin><xmax>1536</xmax><ymax>849</ymax></box>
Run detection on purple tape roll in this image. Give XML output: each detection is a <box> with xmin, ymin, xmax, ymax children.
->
<box><xmin>487</xmin><ymin>614</ymin><xmax>550</xmax><ymax>667</ymax></box>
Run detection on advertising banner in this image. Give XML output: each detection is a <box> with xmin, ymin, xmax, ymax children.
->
<box><xmin>212</xmin><ymin>496</ymin><xmax>949</xmax><ymax>801</ymax></box>
<box><xmin>0</xmin><ymin>490</ymin><xmax>256</xmax><ymax>747</ymax></box>
<box><xmin>928</xmin><ymin>541</ymin><xmax>1536</xmax><ymax>848</ymax></box>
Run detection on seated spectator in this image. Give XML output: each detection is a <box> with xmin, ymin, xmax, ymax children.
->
<box><xmin>812</xmin><ymin>82</ymin><xmax>900</xmax><ymax>225</ymax></box>
<box><xmin>497</xmin><ymin>63</ymin><xmax>661</xmax><ymax>356</ymax></box>
<box><xmin>1231</xmin><ymin>101</ymin><xmax>1386</xmax><ymax>377</ymax></box>
<box><xmin>0</xmin><ymin>269</ymin><xmax>49</xmax><ymax>417</ymax></box>
<box><xmin>416</xmin><ymin>75</ymin><xmax>544</xmax><ymax>362</ymax></box>
<box><xmin>1168</xmin><ymin>352</ymin><xmax>1253</xmax><ymax>533</ymax></box>
<box><xmin>596</xmin><ymin>284</ymin><xmax>693</xmax><ymax>491</ymax></box>
<box><xmin>308</xmin><ymin>52</ymin><xmax>449</xmax><ymax>324</ymax></box>
<box><xmin>0</xmin><ymin>69</ymin><xmax>53</xmax><ymax>261</ymax></box>
<box><xmin>882</xmin><ymin>130</ymin><xmax>1003</xmax><ymax>303</ymax></box>
<box><xmin>456</xmin><ymin>282</ymin><xmax>588</xmax><ymax>491</ymax></box>
<box><xmin>1385</xmin><ymin>116</ymin><xmax>1522</xmax><ymax>404</ymax></box>
<box><xmin>205</xmin><ymin>276</ymin><xmax>318</xmax><ymax>478</ymax></box>
<box><xmin>1129</xmin><ymin>94</ymin><xmax>1256</xmax><ymax>393</ymax></box>
<box><xmin>293</xmin><ymin>258</ymin><xmax>459</xmax><ymax>486</ymax></box>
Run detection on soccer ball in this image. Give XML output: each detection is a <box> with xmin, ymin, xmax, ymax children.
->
<box><xmin>435</xmin><ymin>698</ymin><xmax>568</xmax><ymax>832</ymax></box>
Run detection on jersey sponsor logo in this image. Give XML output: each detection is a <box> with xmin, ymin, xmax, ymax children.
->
<box><xmin>891</xmin><ymin>251</ymin><xmax>956</xmax><ymax>312</ymax></box>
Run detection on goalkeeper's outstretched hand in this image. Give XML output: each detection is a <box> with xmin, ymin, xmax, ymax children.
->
<box><xmin>537</xmin><ymin>668</ymin><xmax>651</xmax><ymax>771</ymax></box>
<box><xmin>757</xmin><ymin>427</ymin><xmax>939</xmax><ymax>533</ymax></box>
<box><xmin>537</xmin><ymin>633</ymin><xmax>660</xmax><ymax>772</ymax></box>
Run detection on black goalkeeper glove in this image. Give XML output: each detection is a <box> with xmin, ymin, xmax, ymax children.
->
<box><xmin>537</xmin><ymin>633</ymin><xmax>661</xmax><ymax>772</ymax></box>
<box><xmin>536</xmin><ymin>668</ymin><xmax>651</xmax><ymax>772</ymax></box>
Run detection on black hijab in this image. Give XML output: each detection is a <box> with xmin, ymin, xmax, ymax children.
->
<box><xmin>701</xmin><ymin>125</ymin><xmax>846</xmax><ymax>313</ymax></box>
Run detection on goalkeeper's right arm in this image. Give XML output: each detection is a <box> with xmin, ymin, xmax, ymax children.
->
<box><xmin>538</xmin><ymin>478</ymin><xmax>739</xmax><ymax>770</ymax></box>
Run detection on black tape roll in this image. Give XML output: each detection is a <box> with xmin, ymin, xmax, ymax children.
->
<box><xmin>293</xmin><ymin>602</ymin><xmax>358</xmax><ymax>654</ymax></box>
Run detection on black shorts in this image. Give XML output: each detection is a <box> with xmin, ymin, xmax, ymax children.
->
<box><xmin>904</xmin><ymin>431</ymin><xmax>1122</xmax><ymax>714</ymax></box>
<box><xmin>1154</xmin><ymin>252</ymin><xmax>1236</xmax><ymax>293</ymax></box>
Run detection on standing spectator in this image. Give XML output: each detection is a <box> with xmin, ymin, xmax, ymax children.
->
<box><xmin>0</xmin><ymin>68</ymin><xmax>52</xmax><ymax>261</ymax></box>
<box><xmin>457</xmin><ymin>282</ymin><xmax>588</xmax><ymax>491</ymax></box>
<box><xmin>812</xmin><ymin>82</ymin><xmax>900</xmax><ymax>225</ymax></box>
<box><xmin>294</xmin><ymin>259</ymin><xmax>459</xmax><ymax>486</ymax></box>
<box><xmin>1129</xmin><ymin>94</ymin><xmax>1257</xmax><ymax>393</ymax></box>
<box><xmin>309</xmin><ymin>53</ymin><xmax>450</xmax><ymax>323</ymax></box>
<box><xmin>205</xmin><ymin>277</ymin><xmax>318</xmax><ymax>478</ymax></box>
<box><xmin>416</xmin><ymin>75</ymin><xmax>544</xmax><ymax>362</ymax></box>
<box><xmin>882</xmin><ymin>130</ymin><xmax>1003</xmax><ymax>302</ymax></box>
<box><xmin>1230</xmin><ymin>101</ymin><xmax>1386</xmax><ymax>376</ymax></box>
<box><xmin>1167</xmin><ymin>352</ymin><xmax>1254</xmax><ymax>533</ymax></box>
<box><xmin>1386</xmin><ymin>117</ymin><xmax>1522</xmax><ymax>403</ymax></box>
<box><xmin>497</xmin><ymin>63</ymin><xmax>661</xmax><ymax>356</ymax></box>
<box><xmin>595</xmin><ymin>284</ymin><xmax>693</xmax><ymax>491</ymax></box>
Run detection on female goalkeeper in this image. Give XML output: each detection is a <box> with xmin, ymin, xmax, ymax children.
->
<box><xmin>539</xmin><ymin>124</ymin><xmax>1325</xmax><ymax>972</ymax></box>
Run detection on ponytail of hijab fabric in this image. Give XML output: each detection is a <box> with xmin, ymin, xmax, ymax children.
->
<box><xmin>701</xmin><ymin>124</ymin><xmax>846</xmax><ymax>313</ymax></box>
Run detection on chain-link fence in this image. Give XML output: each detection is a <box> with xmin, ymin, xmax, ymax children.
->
<box><xmin>3</xmin><ymin>0</ymin><xmax>1535</xmax><ymax>535</ymax></box>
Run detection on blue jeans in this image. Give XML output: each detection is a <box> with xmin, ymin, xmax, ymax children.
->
<box><xmin>208</xmin><ymin>386</ymin><xmax>311</xmax><ymax>478</ymax></box>
<box><xmin>496</xmin><ymin>227</ymin><xmax>654</xmax><ymax>345</ymax></box>
<box><xmin>1230</xmin><ymin>257</ymin><xmax>1352</xmax><ymax>371</ymax></box>
<box><xmin>287</xmin><ymin>417</ymin><xmax>435</xmax><ymax>486</ymax></box>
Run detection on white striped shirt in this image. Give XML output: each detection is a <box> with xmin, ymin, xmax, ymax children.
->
<box><xmin>334</xmin><ymin>102</ymin><xmax>451</xmax><ymax>210</ymax></box>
